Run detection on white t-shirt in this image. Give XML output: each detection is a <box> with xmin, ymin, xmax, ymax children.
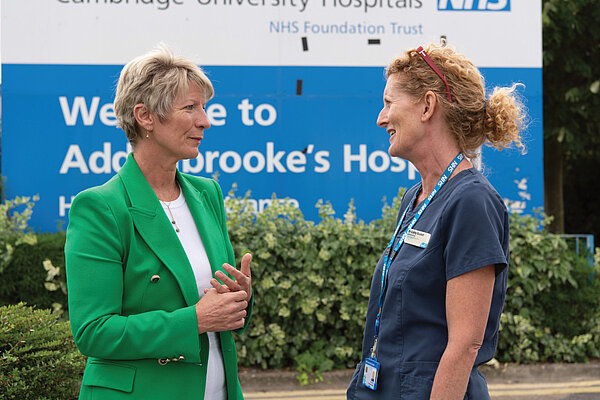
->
<box><xmin>160</xmin><ymin>190</ymin><xmax>226</xmax><ymax>400</ymax></box>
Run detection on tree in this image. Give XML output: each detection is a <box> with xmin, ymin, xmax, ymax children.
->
<box><xmin>542</xmin><ymin>0</ymin><xmax>600</xmax><ymax>235</ymax></box>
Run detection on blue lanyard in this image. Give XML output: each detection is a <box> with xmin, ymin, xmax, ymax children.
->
<box><xmin>370</xmin><ymin>153</ymin><xmax>464</xmax><ymax>359</ymax></box>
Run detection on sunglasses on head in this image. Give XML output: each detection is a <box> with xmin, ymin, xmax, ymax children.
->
<box><xmin>416</xmin><ymin>46</ymin><xmax>452</xmax><ymax>102</ymax></box>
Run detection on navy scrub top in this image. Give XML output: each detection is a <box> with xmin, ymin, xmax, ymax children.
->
<box><xmin>347</xmin><ymin>168</ymin><xmax>509</xmax><ymax>400</ymax></box>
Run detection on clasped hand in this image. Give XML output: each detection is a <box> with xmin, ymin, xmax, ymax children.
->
<box><xmin>195</xmin><ymin>253</ymin><xmax>252</xmax><ymax>333</ymax></box>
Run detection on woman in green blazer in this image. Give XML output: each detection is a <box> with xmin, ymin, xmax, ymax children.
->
<box><xmin>65</xmin><ymin>45</ymin><xmax>253</xmax><ymax>400</ymax></box>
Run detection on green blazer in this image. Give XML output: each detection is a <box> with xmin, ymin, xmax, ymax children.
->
<box><xmin>65</xmin><ymin>154</ymin><xmax>252</xmax><ymax>400</ymax></box>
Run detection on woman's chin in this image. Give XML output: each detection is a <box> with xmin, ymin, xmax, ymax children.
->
<box><xmin>180</xmin><ymin>149</ymin><xmax>200</xmax><ymax>161</ymax></box>
<box><xmin>388</xmin><ymin>146</ymin><xmax>401</xmax><ymax>159</ymax></box>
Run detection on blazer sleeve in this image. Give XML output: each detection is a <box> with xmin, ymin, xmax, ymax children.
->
<box><xmin>210</xmin><ymin>180</ymin><xmax>254</xmax><ymax>333</ymax></box>
<box><xmin>65</xmin><ymin>189</ymin><xmax>202</xmax><ymax>363</ymax></box>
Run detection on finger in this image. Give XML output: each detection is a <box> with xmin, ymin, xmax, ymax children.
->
<box><xmin>210</xmin><ymin>279</ymin><xmax>230</xmax><ymax>293</ymax></box>
<box><xmin>233</xmin><ymin>317</ymin><xmax>245</xmax><ymax>330</ymax></box>
<box><xmin>229</xmin><ymin>318</ymin><xmax>245</xmax><ymax>331</ymax></box>
<box><xmin>228</xmin><ymin>290</ymin><xmax>248</xmax><ymax>302</ymax></box>
<box><xmin>224</xmin><ymin>298</ymin><xmax>247</xmax><ymax>315</ymax></box>
<box><xmin>216</xmin><ymin>270</ymin><xmax>241</xmax><ymax>288</ymax></box>
<box><xmin>241</xmin><ymin>253</ymin><xmax>252</xmax><ymax>278</ymax></box>
<box><xmin>216</xmin><ymin>270</ymin><xmax>242</xmax><ymax>291</ymax></box>
<box><xmin>222</xmin><ymin>263</ymin><xmax>246</xmax><ymax>282</ymax></box>
<box><xmin>233</xmin><ymin>299</ymin><xmax>248</xmax><ymax>310</ymax></box>
<box><xmin>230</xmin><ymin>309</ymin><xmax>247</xmax><ymax>321</ymax></box>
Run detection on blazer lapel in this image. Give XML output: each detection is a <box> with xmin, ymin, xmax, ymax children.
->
<box><xmin>177</xmin><ymin>173</ymin><xmax>225</xmax><ymax>276</ymax></box>
<box><xmin>118</xmin><ymin>154</ymin><xmax>200</xmax><ymax>306</ymax></box>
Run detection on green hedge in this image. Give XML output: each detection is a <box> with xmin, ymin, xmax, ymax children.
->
<box><xmin>0</xmin><ymin>196</ymin><xmax>37</xmax><ymax>274</ymax></box>
<box><xmin>0</xmin><ymin>303</ymin><xmax>86</xmax><ymax>399</ymax></box>
<box><xmin>498</xmin><ymin>213</ymin><xmax>600</xmax><ymax>363</ymax></box>
<box><xmin>1</xmin><ymin>190</ymin><xmax>599</xmax><ymax>382</ymax></box>
<box><xmin>225</xmin><ymin>190</ymin><xmax>404</xmax><ymax>378</ymax></box>
<box><xmin>225</xmin><ymin>192</ymin><xmax>600</xmax><ymax>375</ymax></box>
<box><xmin>0</xmin><ymin>233</ymin><xmax>67</xmax><ymax>312</ymax></box>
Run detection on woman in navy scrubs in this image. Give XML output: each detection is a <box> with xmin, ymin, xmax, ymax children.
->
<box><xmin>347</xmin><ymin>44</ymin><xmax>525</xmax><ymax>399</ymax></box>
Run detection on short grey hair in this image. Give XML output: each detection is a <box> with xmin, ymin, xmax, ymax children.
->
<box><xmin>114</xmin><ymin>44</ymin><xmax>214</xmax><ymax>146</ymax></box>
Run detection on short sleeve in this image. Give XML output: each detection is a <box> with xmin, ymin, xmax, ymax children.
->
<box><xmin>442</xmin><ymin>183</ymin><xmax>509</xmax><ymax>281</ymax></box>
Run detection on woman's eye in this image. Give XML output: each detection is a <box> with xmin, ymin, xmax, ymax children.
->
<box><xmin>184</xmin><ymin>104</ymin><xmax>194</xmax><ymax>110</ymax></box>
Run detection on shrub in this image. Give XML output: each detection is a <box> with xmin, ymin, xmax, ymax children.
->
<box><xmin>227</xmin><ymin>190</ymin><xmax>600</xmax><ymax>371</ymax></box>
<box><xmin>2</xmin><ymin>187</ymin><xmax>600</xmax><ymax>380</ymax></box>
<box><xmin>0</xmin><ymin>196</ymin><xmax>38</xmax><ymax>273</ymax></box>
<box><xmin>0</xmin><ymin>232</ymin><xmax>67</xmax><ymax>313</ymax></box>
<box><xmin>227</xmin><ymin>187</ymin><xmax>403</xmax><ymax>376</ymax></box>
<box><xmin>0</xmin><ymin>303</ymin><xmax>86</xmax><ymax>399</ymax></box>
<box><xmin>536</xmin><ymin>250</ymin><xmax>600</xmax><ymax>338</ymax></box>
<box><xmin>497</xmin><ymin>213</ymin><xmax>600</xmax><ymax>363</ymax></box>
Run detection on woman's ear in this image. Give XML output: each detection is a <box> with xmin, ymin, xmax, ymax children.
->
<box><xmin>133</xmin><ymin>103</ymin><xmax>153</xmax><ymax>131</ymax></box>
<box><xmin>421</xmin><ymin>91</ymin><xmax>437</xmax><ymax>122</ymax></box>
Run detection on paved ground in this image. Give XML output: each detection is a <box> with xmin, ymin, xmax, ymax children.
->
<box><xmin>239</xmin><ymin>362</ymin><xmax>600</xmax><ymax>399</ymax></box>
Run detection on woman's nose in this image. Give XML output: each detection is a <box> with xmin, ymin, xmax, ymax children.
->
<box><xmin>377</xmin><ymin>109</ymin><xmax>388</xmax><ymax>128</ymax></box>
<box><xmin>197</xmin><ymin>109</ymin><xmax>211</xmax><ymax>129</ymax></box>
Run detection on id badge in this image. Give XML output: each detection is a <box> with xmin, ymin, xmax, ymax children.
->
<box><xmin>405</xmin><ymin>228</ymin><xmax>431</xmax><ymax>248</ymax></box>
<box><xmin>362</xmin><ymin>357</ymin><xmax>380</xmax><ymax>390</ymax></box>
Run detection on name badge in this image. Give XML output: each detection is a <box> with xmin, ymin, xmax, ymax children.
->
<box><xmin>404</xmin><ymin>229</ymin><xmax>431</xmax><ymax>249</ymax></box>
<box><xmin>362</xmin><ymin>357</ymin><xmax>380</xmax><ymax>390</ymax></box>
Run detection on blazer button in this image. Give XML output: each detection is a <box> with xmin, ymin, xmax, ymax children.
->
<box><xmin>151</xmin><ymin>275</ymin><xmax>160</xmax><ymax>283</ymax></box>
<box><xmin>158</xmin><ymin>358</ymin><xmax>169</xmax><ymax>365</ymax></box>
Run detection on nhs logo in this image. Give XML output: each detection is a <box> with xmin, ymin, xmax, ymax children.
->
<box><xmin>438</xmin><ymin>0</ymin><xmax>510</xmax><ymax>11</ymax></box>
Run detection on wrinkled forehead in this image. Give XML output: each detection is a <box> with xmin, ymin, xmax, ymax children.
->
<box><xmin>383</xmin><ymin>73</ymin><xmax>406</xmax><ymax>97</ymax></box>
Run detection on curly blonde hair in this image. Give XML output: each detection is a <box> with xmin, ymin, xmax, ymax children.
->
<box><xmin>386</xmin><ymin>44</ymin><xmax>526</xmax><ymax>159</ymax></box>
<box><xmin>114</xmin><ymin>44</ymin><xmax>214</xmax><ymax>146</ymax></box>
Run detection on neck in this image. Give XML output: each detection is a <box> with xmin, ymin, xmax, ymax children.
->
<box><xmin>410</xmin><ymin>143</ymin><xmax>472</xmax><ymax>203</ymax></box>
<box><xmin>132</xmin><ymin>148</ymin><xmax>180</xmax><ymax>202</ymax></box>
<box><xmin>402</xmin><ymin>106</ymin><xmax>472</xmax><ymax>201</ymax></box>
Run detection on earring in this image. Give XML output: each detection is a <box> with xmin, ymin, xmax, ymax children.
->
<box><xmin>146</xmin><ymin>129</ymin><xmax>151</xmax><ymax>139</ymax></box>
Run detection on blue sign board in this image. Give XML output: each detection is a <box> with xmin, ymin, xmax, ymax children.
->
<box><xmin>1</xmin><ymin>1</ymin><xmax>542</xmax><ymax>232</ymax></box>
